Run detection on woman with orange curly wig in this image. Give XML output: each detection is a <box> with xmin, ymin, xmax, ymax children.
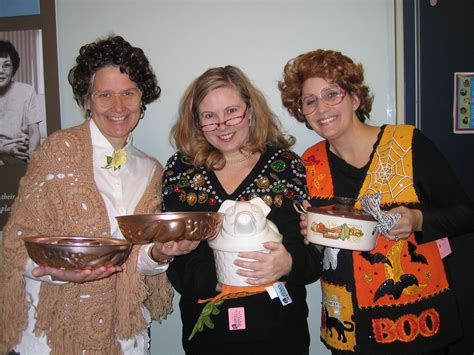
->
<box><xmin>279</xmin><ymin>49</ymin><xmax>474</xmax><ymax>355</ymax></box>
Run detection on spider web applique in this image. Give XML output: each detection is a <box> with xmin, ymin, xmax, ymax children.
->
<box><xmin>364</xmin><ymin>136</ymin><xmax>414</xmax><ymax>200</ymax></box>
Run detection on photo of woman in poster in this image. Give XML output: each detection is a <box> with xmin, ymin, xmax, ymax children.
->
<box><xmin>0</xmin><ymin>39</ymin><xmax>43</xmax><ymax>165</ymax></box>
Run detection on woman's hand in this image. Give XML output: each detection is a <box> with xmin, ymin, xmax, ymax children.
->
<box><xmin>32</xmin><ymin>265</ymin><xmax>123</xmax><ymax>283</ymax></box>
<box><xmin>385</xmin><ymin>206</ymin><xmax>423</xmax><ymax>241</ymax></box>
<box><xmin>299</xmin><ymin>200</ymin><xmax>311</xmax><ymax>245</ymax></box>
<box><xmin>234</xmin><ymin>241</ymin><xmax>292</xmax><ymax>286</ymax></box>
<box><xmin>150</xmin><ymin>239</ymin><xmax>200</xmax><ymax>262</ymax></box>
<box><xmin>0</xmin><ymin>137</ymin><xmax>29</xmax><ymax>161</ymax></box>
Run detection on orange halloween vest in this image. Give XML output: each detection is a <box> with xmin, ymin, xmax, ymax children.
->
<box><xmin>302</xmin><ymin>125</ymin><xmax>451</xmax><ymax>352</ymax></box>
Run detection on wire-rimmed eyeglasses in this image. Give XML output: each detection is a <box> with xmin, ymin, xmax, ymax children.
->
<box><xmin>199</xmin><ymin>104</ymin><xmax>248</xmax><ymax>132</ymax></box>
<box><xmin>91</xmin><ymin>88</ymin><xmax>142</xmax><ymax>110</ymax></box>
<box><xmin>298</xmin><ymin>85</ymin><xmax>346</xmax><ymax>116</ymax></box>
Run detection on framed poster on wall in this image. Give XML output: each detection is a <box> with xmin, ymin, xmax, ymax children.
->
<box><xmin>454</xmin><ymin>72</ymin><xmax>474</xmax><ymax>133</ymax></box>
<box><xmin>0</xmin><ymin>0</ymin><xmax>60</xmax><ymax>229</ymax></box>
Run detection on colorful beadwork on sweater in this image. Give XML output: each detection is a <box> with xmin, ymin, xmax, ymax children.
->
<box><xmin>163</xmin><ymin>148</ymin><xmax>307</xmax><ymax>208</ymax></box>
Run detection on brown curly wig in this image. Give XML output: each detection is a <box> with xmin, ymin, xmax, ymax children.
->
<box><xmin>278</xmin><ymin>49</ymin><xmax>373</xmax><ymax>127</ymax></box>
<box><xmin>171</xmin><ymin>65</ymin><xmax>294</xmax><ymax>170</ymax></box>
<box><xmin>68</xmin><ymin>35</ymin><xmax>161</xmax><ymax>114</ymax></box>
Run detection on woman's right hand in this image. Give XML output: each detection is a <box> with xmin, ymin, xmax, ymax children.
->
<box><xmin>0</xmin><ymin>137</ymin><xmax>29</xmax><ymax>161</ymax></box>
<box><xmin>299</xmin><ymin>200</ymin><xmax>311</xmax><ymax>244</ymax></box>
<box><xmin>299</xmin><ymin>200</ymin><xmax>324</xmax><ymax>252</ymax></box>
<box><xmin>31</xmin><ymin>265</ymin><xmax>123</xmax><ymax>283</ymax></box>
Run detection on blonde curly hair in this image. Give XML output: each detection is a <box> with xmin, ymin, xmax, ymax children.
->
<box><xmin>171</xmin><ymin>65</ymin><xmax>294</xmax><ymax>170</ymax></box>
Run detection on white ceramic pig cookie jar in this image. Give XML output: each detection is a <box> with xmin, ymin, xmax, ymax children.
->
<box><xmin>208</xmin><ymin>198</ymin><xmax>282</xmax><ymax>286</ymax></box>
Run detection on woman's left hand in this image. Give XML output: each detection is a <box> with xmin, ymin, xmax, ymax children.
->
<box><xmin>385</xmin><ymin>206</ymin><xmax>423</xmax><ymax>241</ymax></box>
<box><xmin>150</xmin><ymin>239</ymin><xmax>200</xmax><ymax>262</ymax></box>
<box><xmin>234</xmin><ymin>241</ymin><xmax>292</xmax><ymax>286</ymax></box>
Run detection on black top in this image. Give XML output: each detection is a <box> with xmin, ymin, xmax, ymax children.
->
<box><xmin>162</xmin><ymin>147</ymin><xmax>322</xmax><ymax>355</ymax></box>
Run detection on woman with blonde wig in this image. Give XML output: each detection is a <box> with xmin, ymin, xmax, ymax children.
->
<box><xmin>163</xmin><ymin>65</ymin><xmax>322</xmax><ymax>355</ymax></box>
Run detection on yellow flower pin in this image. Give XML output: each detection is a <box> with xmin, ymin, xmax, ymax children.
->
<box><xmin>103</xmin><ymin>149</ymin><xmax>127</xmax><ymax>171</ymax></box>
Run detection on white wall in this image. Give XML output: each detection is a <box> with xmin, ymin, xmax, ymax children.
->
<box><xmin>55</xmin><ymin>1</ymin><xmax>396</xmax><ymax>354</ymax></box>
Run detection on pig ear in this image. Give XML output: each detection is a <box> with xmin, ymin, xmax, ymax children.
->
<box><xmin>219</xmin><ymin>199</ymin><xmax>236</xmax><ymax>213</ymax></box>
<box><xmin>249</xmin><ymin>197</ymin><xmax>271</xmax><ymax>216</ymax></box>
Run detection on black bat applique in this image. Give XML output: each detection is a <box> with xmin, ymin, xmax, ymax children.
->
<box><xmin>407</xmin><ymin>241</ymin><xmax>428</xmax><ymax>264</ymax></box>
<box><xmin>373</xmin><ymin>274</ymin><xmax>419</xmax><ymax>302</ymax></box>
<box><xmin>360</xmin><ymin>251</ymin><xmax>392</xmax><ymax>267</ymax></box>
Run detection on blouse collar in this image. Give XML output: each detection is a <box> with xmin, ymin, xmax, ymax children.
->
<box><xmin>89</xmin><ymin>119</ymin><xmax>133</xmax><ymax>156</ymax></box>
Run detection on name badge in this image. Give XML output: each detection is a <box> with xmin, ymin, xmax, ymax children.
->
<box><xmin>228</xmin><ymin>307</ymin><xmax>246</xmax><ymax>330</ymax></box>
<box><xmin>273</xmin><ymin>282</ymin><xmax>292</xmax><ymax>306</ymax></box>
<box><xmin>436</xmin><ymin>237</ymin><xmax>452</xmax><ymax>258</ymax></box>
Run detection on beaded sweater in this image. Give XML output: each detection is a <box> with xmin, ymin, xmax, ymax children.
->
<box><xmin>0</xmin><ymin>122</ymin><xmax>173</xmax><ymax>355</ymax></box>
<box><xmin>162</xmin><ymin>147</ymin><xmax>323</xmax><ymax>354</ymax></box>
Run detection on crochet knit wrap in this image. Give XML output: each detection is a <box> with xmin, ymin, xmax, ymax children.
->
<box><xmin>0</xmin><ymin>122</ymin><xmax>173</xmax><ymax>354</ymax></box>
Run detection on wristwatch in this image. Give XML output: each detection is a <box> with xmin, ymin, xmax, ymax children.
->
<box><xmin>155</xmin><ymin>256</ymin><xmax>174</xmax><ymax>266</ymax></box>
<box><xmin>148</xmin><ymin>246</ymin><xmax>174</xmax><ymax>265</ymax></box>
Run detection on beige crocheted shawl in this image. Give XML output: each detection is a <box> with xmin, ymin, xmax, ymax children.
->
<box><xmin>0</xmin><ymin>122</ymin><xmax>173</xmax><ymax>354</ymax></box>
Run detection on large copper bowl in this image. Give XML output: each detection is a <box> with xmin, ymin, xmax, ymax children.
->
<box><xmin>116</xmin><ymin>212</ymin><xmax>223</xmax><ymax>244</ymax></box>
<box><xmin>23</xmin><ymin>236</ymin><xmax>132</xmax><ymax>269</ymax></box>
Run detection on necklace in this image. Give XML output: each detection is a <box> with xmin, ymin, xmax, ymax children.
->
<box><xmin>225</xmin><ymin>152</ymin><xmax>254</xmax><ymax>164</ymax></box>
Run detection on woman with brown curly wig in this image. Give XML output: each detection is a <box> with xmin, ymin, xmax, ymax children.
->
<box><xmin>279</xmin><ymin>49</ymin><xmax>474</xmax><ymax>354</ymax></box>
<box><xmin>0</xmin><ymin>35</ymin><xmax>196</xmax><ymax>354</ymax></box>
<box><xmin>162</xmin><ymin>65</ymin><xmax>322</xmax><ymax>354</ymax></box>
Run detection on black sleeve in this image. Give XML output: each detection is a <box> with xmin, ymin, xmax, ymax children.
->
<box><xmin>270</xmin><ymin>196</ymin><xmax>323</xmax><ymax>285</ymax></box>
<box><xmin>267</xmin><ymin>153</ymin><xmax>323</xmax><ymax>285</ymax></box>
<box><xmin>412</xmin><ymin>128</ymin><xmax>474</xmax><ymax>243</ymax></box>
<box><xmin>166</xmin><ymin>237</ymin><xmax>220</xmax><ymax>299</ymax></box>
<box><xmin>162</xmin><ymin>154</ymin><xmax>220</xmax><ymax>300</ymax></box>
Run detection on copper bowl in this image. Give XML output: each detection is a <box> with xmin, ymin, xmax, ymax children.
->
<box><xmin>116</xmin><ymin>212</ymin><xmax>223</xmax><ymax>244</ymax></box>
<box><xmin>23</xmin><ymin>236</ymin><xmax>132</xmax><ymax>269</ymax></box>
